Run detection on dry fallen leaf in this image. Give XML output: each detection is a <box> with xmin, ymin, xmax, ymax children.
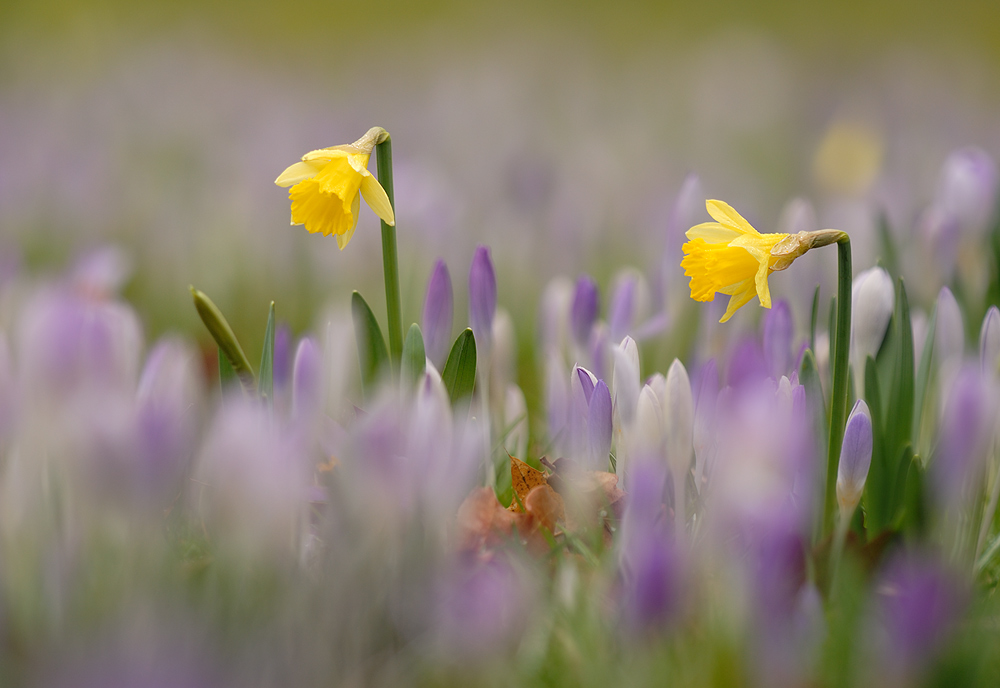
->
<box><xmin>509</xmin><ymin>456</ymin><xmax>548</xmax><ymax>512</ymax></box>
<box><xmin>523</xmin><ymin>484</ymin><xmax>565</xmax><ymax>532</ymax></box>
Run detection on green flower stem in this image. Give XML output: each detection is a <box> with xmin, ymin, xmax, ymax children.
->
<box><xmin>376</xmin><ymin>135</ymin><xmax>403</xmax><ymax>374</ymax></box>
<box><xmin>824</xmin><ymin>237</ymin><xmax>853</xmax><ymax>536</ymax></box>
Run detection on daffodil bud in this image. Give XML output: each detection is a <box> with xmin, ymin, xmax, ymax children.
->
<box><xmin>570</xmin><ymin>275</ymin><xmax>600</xmax><ymax>348</ymax></box>
<box><xmin>422</xmin><ymin>260</ymin><xmax>453</xmax><ymax>370</ymax></box>
<box><xmin>468</xmin><ymin>245</ymin><xmax>497</xmax><ymax>352</ymax></box>
<box><xmin>836</xmin><ymin>399</ymin><xmax>873</xmax><ymax>517</ymax></box>
<box><xmin>851</xmin><ymin>266</ymin><xmax>894</xmax><ymax>388</ymax></box>
<box><xmin>979</xmin><ymin>306</ymin><xmax>1000</xmax><ymax>376</ymax></box>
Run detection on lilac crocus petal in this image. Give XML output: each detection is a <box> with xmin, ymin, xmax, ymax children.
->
<box><xmin>422</xmin><ymin>259</ymin><xmax>454</xmax><ymax>368</ymax></box>
<box><xmin>292</xmin><ymin>337</ymin><xmax>323</xmax><ymax>423</ymax></box>
<box><xmin>936</xmin><ymin>147</ymin><xmax>998</xmax><ymax>234</ymax></box>
<box><xmin>570</xmin><ymin>274</ymin><xmax>600</xmax><ymax>347</ymax></box>
<box><xmin>468</xmin><ymin>245</ymin><xmax>497</xmax><ymax>350</ymax></box>
<box><xmin>935</xmin><ymin>286</ymin><xmax>965</xmax><ymax>372</ymax></box>
<box><xmin>608</xmin><ymin>273</ymin><xmax>636</xmax><ymax>342</ymax></box>
<box><xmin>979</xmin><ymin>305</ymin><xmax>1000</xmax><ymax>376</ymax></box>
<box><xmin>763</xmin><ymin>299</ymin><xmax>793</xmax><ymax>379</ymax></box>
<box><xmin>631</xmin><ymin>384</ymin><xmax>664</xmax><ymax>458</ymax></box>
<box><xmin>576</xmin><ymin>365</ymin><xmax>596</xmax><ymax>405</ymax></box>
<box><xmin>933</xmin><ymin>366</ymin><xmax>994</xmax><ymax>506</ymax></box>
<box><xmin>836</xmin><ymin>400</ymin><xmax>873</xmax><ymax>514</ymax></box>
<box><xmin>623</xmin><ymin>526</ymin><xmax>678</xmax><ymax>632</ymax></box>
<box><xmin>587</xmin><ymin>379</ymin><xmax>612</xmax><ymax>469</ymax></box>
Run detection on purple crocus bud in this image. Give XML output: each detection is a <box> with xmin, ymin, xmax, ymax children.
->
<box><xmin>875</xmin><ymin>555</ymin><xmax>967</xmax><ymax>683</ymax></box>
<box><xmin>70</xmin><ymin>245</ymin><xmax>132</xmax><ymax>298</ymax></box>
<box><xmin>608</xmin><ymin>270</ymin><xmax>649</xmax><ymax>342</ymax></box>
<box><xmin>836</xmin><ymin>400</ymin><xmax>873</xmax><ymax>516</ymax></box>
<box><xmin>935</xmin><ymin>147</ymin><xmax>998</xmax><ymax>235</ymax></box>
<box><xmin>569</xmin><ymin>365</ymin><xmax>597</xmax><ymax>459</ymax></box>
<box><xmin>587</xmin><ymin>379</ymin><xmax>612</xmax><ymax>469</ymax></box>
<box><xmin>576</xmin><ymin>365</ymin><xmax>596</xmax><ymax>404</ymax></box>
<box><xmin>979</xmin><ymin>305</ymin><xmax>1000</xmax><ymax>376</ymax></box>
<box><xmin>292</xmin><ymin>337</ymin><xmax>323</xmax><ymax>424</ymax></box>
<box><xmin>763</xmin><ymin>299</ymin><xmax>793</xmax><ymax>379</ymax></box>
<box><xmin>570</xmin><ymin>275</ymin><xmax>600</xmax><ymax>347</ymax></box>
<box><xmin>468</xmin><ymin>245</ymin><xmax>497</xmax><ymax>351</ymax></box>
<box><xmin>933</xmin><ymin>365</ymin><xmax>994</xmax><ymax>508</ymax></box>
<box><xmin>422</xmin><ymin>259</ymin><xmax>453</xmax><ymax>369</ymax></box>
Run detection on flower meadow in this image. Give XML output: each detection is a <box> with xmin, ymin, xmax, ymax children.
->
<box><xmin>0</xmin><ymin>112</ymin><xmax>996</xmax><ymax>687</ymax></box>
<box><xmin>19</xmin><ymin>0</ymin><xmax>1000</xmax><ymax>655</ymax></box>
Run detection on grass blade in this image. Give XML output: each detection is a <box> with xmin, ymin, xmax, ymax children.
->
<box><xmin>258</xmin><ymin>301</ymin><xmax>276</xmax><ymax>410</ymax></box>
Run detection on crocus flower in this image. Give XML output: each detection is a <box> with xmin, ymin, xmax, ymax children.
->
<box><xmin>851</xmin><ymin>266</ymin><xmax>894</xmax><ymax>385</ymax></box>
<box><xmin>468</xmin><ymin>245</ymin><xmax>497</xmax><ymax>350</ymax></box>
<box><xmin>682</xmin><ymin>200</ymin><xmax>845</xmax><ymax>322</ymax></box>
<box><xmin>570</xmin><ymin>274</ymin><xmax>600</xmax><ymax>347</ymax></box>
<box><xmin>422</xmin><ymin>260</ymin><xmax>454</xmax><ymax>369</ymax></box>
<box><xmin>836</xmin><ymin>400</ymin><xmax>873</xmax><ymax>516</ymax></box>
<box><xmin>274</xmin><ymin>127</ymin><xmax>395</xmax><ymax>249</ymax></box>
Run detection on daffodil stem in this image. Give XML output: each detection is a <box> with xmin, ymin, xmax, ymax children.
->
<box><xmin>824</xmin><ymin>237</ymin><xmax>852</xmax><ymax>536</ymax></box>
<box><xmin>376</xmin><ymin>137</ymin><xmax>403</xmax><ymax>374</ymax></box>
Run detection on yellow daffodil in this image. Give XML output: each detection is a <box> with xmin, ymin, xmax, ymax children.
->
<box><xmin>275</xmin><ymin>127</ymin><xmax>395</xmax><ymax>250</ymax></box>
<box><xmin>682</xmin><ymin>199</ymin><xmax>844</xmax><ymax>322</ymax></box>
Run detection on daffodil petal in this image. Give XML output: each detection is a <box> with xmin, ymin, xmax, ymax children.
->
<box><xmin>302</xmin><ymin>147</ymin><xmax>352</xmax><ymax>163</ymax></box>
<box><xmin>720</xmin><ymin>286</ymin><xmax>758</xmax><ymax>323</ymax></box>
<box><xmin>359</xmin><ymin>174</ymin><xmax>395</xmax><ymax>227</ymax></box>
<box><xmin>706</xmin><ymin>200</ymin><xmax>760</xmax><ymax>236</ymax></box>
<box><xmin>336</xmin><ymin>195</ymin><xmax>362</xmax><ymax>250</ymax></box>
<box><xmin>275</xmin><ymin>160</ymin><xmax>327</xmax><ymax>187</ymax></box>
<box><xmin>755</xmin><ymin>258</ymin><xmax>772</xmax><ymax>309</ymax></box>
<box><xmin>686</xmin><ymin>222</ymin><xmax>740</xmax><ymax>243</ymax></box>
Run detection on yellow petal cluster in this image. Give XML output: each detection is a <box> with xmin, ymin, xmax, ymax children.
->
<box><xmin>275</xmin><ymin>128</ymin><xmax>395</xmax><ymax>250</ymax></box>
<box><xmin>681</xmin><ymin>200</ymin><xmax>789</xmax><ymax>323</ymax></box>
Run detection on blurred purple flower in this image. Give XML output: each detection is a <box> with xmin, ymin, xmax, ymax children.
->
<box><xmin>422</xmin><ymin>259</ymin><xmax>454</xmax><ymax>369</ymax></box>
<box><xmin>763</xmin><ymin>299</ymin><xmax>793</xmax><ymax>379</ymax></box>
<box><xmin>431</xmin><ymin>556</ymin><xmax>530</xmax><ymax>662</ymax></box>
<box><xmin>468</xmin><ymin>246</ymin><xmax>497</xmax><ymax>352</ymax></box>
<box><xmin>570</xmin><ymin>274</ymin><xmax>600</xmax><ymax>348</ymax></box>
<box><xmin>980</xmin><ymin>305</ymin><xmax>1000</xmax><ymax>376</ymax></box>
<box><xmin>875</xmin><ymin>555</ymin><xmax>967</xmax><ymax>682</ymax></box>
<box><xmin>935</xmin><ymin>147</ymin><xmax>998</xmax><ymax>234</ymax></box>
<box><xmin>292</xmin><ymin>336</ymin><xmax>323</xmax><ymax>425</ymax></box>
<box><xmin>933</xmin><ymin>365</ymin><xmax>995</xmax><ymax>508</ymax></box>
<box><xmin>837</xmin><ymin>400</ymin><xmax>873</xmax><ymax>515</ymax></box>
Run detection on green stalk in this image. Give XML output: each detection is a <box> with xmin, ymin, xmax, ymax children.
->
<box><xmin>376</xmin><ymin>135</ymin><xmax>403</xmax><ymax>374</ymax></box>
<box><xmin>824</xmin><ymin>238</ymin><xmax>853</xmax><ymax>535</ymax></box>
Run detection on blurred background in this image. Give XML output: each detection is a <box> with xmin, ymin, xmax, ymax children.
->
<box><xmin>2</xmin><ymin>0</ymin><xmax>999</xmax><ymax>362</ymax></box>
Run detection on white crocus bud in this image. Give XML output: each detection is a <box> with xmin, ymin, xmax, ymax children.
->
<box><xmin>663</xmin><ymin>359</ymin><xmax>694</xmax><ymax>532</ymax></box>
<box><xmin>612</xmin><ymin>336</ymin><xmax>641</xmax><ymax>427</ymax></box>
<box><xmin>935</xmin><ymin>287</ymin><xmax>965</xmax><ymax>394</ymax></box>
<box><xmin>851</xmin><ymin>267</ymin><xmax>894</xmax><ymax>392</ymax></box>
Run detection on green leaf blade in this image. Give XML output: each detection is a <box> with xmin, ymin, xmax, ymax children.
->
<box><xmin>351</xmin><ymin>291</ymin><xmax>390</xmax><ymax>400</ymax></box>
<box><xmin>401</xmin><ymin>323</ymin><xmax>426</xmax><ymax>388</ymax></box>
<box><xmin>257</xmin><ymin>302</ymin><xmax>276</xmax><ymax>410</ymax></box>
<box><xmin>442</xmin><ymin>328</ymin><xmax>477</xmax><ymax>405</ymax></box>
